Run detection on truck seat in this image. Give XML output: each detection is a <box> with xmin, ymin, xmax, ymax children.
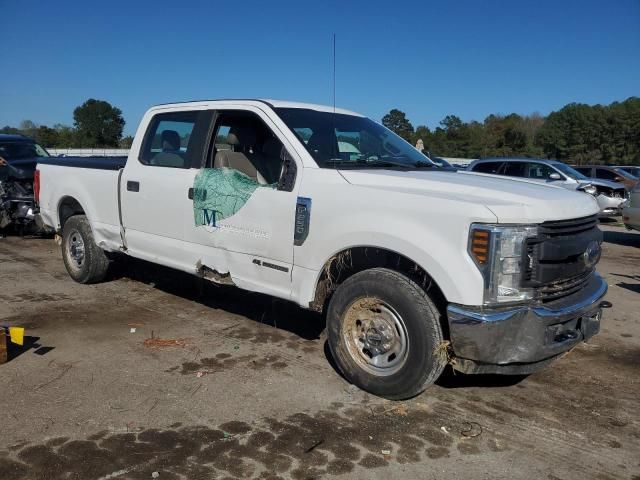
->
<box><xmin>214</xmin><ymin>126</ymin><xmax>267</xmax><ymax>184</ymax></box>
<box><xmin>151</xmin><ymin>130</ymin><xmax>185</xmax><ymax>168</ymax></box>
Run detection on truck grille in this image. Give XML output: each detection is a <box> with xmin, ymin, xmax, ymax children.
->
<box><xmin>537</xmin><ymin>214</ymin><xmax>599</xmax><ymax>236</ymax></box>
<box><xmin>536</xmin><ymin>270</ymin><xmax>593</xmax><ymax>303</ymax></box>
<box><xmin>524</xmin><ymin>214</ymin><xmax>601</xmax><ymax>303</ymax></box>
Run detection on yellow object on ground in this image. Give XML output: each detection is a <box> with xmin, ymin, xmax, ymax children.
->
<box><xmin>9</xmin><ymin>327</ymin><xmax>24</xmax><ymax>346</ymax></box>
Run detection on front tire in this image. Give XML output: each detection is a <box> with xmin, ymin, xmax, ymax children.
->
<box><xmin>61</xmin><ymin>215</ymin><xmax>109</xmax><ymax>284</ymax></box>
<box><xmin>327</xmin><ymin>268</ymin><xmax>446</xmax><ymax>400</ymax></box>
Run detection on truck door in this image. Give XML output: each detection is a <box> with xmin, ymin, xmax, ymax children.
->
<box><xmin>120</xmin><ymin>110</ymin><xmax>213</xmax><ymax>271</ymax></box>
<box><xmin>182</xmin><ymin>107</ymin><xmax>301</xmax><ymax>299</ymax></box>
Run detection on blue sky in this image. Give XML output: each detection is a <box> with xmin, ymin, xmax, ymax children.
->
<box><xmin>1</xmin><ymin>0</ymin><xmax>638</xmax><ymax>135</ymax></box>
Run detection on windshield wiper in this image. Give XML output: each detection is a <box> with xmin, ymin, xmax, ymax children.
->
<box><xmin>324</xmin><ymin>158</ymin><xmax>434</xmax><ymax>170</ymax></box>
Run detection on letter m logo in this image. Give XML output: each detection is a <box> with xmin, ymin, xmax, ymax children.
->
<box><xmin>202</xmin><ymin>209</ymin><xmax>217</xmax><ymax>227</ymax></box>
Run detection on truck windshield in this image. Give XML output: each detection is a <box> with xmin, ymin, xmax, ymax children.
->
<box><xmin>274</xmin><ymin>108</ymin><xmax>435</xmax><ymax>170</ymax></box>
<box><xmin>0</xmin><ymin>142</ymin><xmax>50</xmax><ymax>161</ymax></box>
<box><xmin>554</xmin><ymin>163</ymin><xmax>588</xmax><ymax>180</ymax></box>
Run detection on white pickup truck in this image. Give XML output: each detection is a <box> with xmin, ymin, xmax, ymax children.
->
<box><xmin>36</xmin><ymin>100</ymin><xmax>609</xmax><ymax>399</ymax></box>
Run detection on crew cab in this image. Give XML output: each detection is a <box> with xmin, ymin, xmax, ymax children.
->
<box><xmin>36</xmin><ymin>100</ymin><xmax>609</xmax><ymax>399</ymax></box>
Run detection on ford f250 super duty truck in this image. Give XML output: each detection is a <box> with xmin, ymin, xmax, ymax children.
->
<box><xmin>36</xmin><ymin>100</ymin><xmax>609</xmax><ymax>399</ymax></box>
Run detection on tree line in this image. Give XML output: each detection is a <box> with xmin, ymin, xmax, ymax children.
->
<box><xmin>1</xmin><ymin>99</ymin><xmax>133</xmax><ymax>149</ymax></box>
<box><xmin>3</xmin><ymin>96</ymin><xmax>639</xmax><ymax>164</ymax></box>
<box><xmin>382</xmin><ymin>96</ymin><xmax>640</xmax><ymax>165</ymax></box>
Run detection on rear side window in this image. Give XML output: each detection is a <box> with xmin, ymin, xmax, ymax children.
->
<box><xmin>573</xmin><ymin>167</ymin><xmax>591</xmax><ymax>176</ymax></box>
<box><xmin>595</xmin><ymin>168</ymin><xmax>618</xmax><ymax>181</ymax></box>
<box><xmin>472</xmin><ymin>162</ymin><xmax>503</xmax><ymax>174</ymax></box>
<box><xmin>502</xmin><ymin>162</ymin><xmax>526</xmax><ymax>177</ymax></box>
<box><xmin>139</xmin><ymin>111</ymin><xmax>205</xmax><ymax>168</ymax></box>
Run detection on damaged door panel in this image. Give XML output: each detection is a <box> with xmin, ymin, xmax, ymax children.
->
<box><xmin>182</xmin><ymin>108</ymin><xmax>300</xmax><ymax>299</ymax></box>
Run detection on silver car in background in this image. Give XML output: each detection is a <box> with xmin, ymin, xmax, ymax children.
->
<box><xmin>623</xmin><ymin>182</ymin><xmax>640</xmax><ymax>232</ymax></box>
<box><xmin>467</xmin><ymin>158</ymin><xmax>628</xmax><ymax>217</ymax></box>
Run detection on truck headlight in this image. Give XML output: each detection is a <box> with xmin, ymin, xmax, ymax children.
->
<box><xmin>468</xmin><ymin>224</ymin><xmax>538</xmax><ymax>305</ymax></box>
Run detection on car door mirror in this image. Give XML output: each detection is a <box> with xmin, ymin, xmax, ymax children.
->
<box><xmin>549</xmin><ymin>172</ymin><xmax>562</xmax><ymax>180</ymax></box>
<box><xmin>614</xmin><ymin>176</ymin><xmax>624</xmax><ymax>183</ymax></box>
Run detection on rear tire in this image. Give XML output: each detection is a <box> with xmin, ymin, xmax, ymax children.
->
<box><xmin>327</xmin><ymin>268</ymin><xmax>447</xmax><ymax>400</ymax></box>
<box><xmin>61</xmin><ymin>215</ymin><xmax>109</xmax><ymax>284</ymax></box>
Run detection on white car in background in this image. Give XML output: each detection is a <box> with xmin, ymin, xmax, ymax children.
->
<box><xmin>467</xmin><ymin>158</ymin><xmax>628</xmax><ymax>217</ymax></box>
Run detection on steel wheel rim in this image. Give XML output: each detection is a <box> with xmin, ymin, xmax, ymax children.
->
<box><xmin>67</xmin><ymin>229</ymin><xmax>85</xmax><ymax>268</ymax></box>
<box><xmin>341</xmin><ymin>297</ymin><xmax>409</xmax><ymax>376</ymax></box>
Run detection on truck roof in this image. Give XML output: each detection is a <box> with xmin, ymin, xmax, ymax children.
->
<box><xmin>152</xmin><ymin>99</ymin><xmax>363</xmax><ymax>117</ymax></box>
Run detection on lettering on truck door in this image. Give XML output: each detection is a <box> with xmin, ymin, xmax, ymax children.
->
<box><xmin>182</xmin><ymin>108</ymin><xmax>301</xmax><ymax>298</ymax></box>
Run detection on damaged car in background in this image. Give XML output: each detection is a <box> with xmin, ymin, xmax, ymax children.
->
<box><xmin>0</xmin><ymin>134</ymin><xmax>48</xmax><ymax>233</ymax></box>
<box><xmin>467</xmin><ymin>158</ymin><xmax>629</xmax><ymax>217</ymax></box>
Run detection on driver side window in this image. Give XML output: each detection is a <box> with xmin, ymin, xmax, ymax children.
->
<box><xmin>207</xmin><ymin>110</ymin><xmax>292</xmax><ymax>188</ymax></box>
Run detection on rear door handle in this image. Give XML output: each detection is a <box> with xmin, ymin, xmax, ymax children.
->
<box><xmin>127</xmin><ymin>181</ymin><xmax>140</xmax><ymax>192</ymax></box>
<box><xmin>188</xmin><ymin>187</ymin><xmax>194</xmax><ymax>199</ymax></box>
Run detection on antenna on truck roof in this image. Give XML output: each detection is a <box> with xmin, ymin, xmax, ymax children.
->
<box><xmin>332</xmin><ymin>33</ymin><xmax>336</xmax><ymax>114</ymax></box>
<box><xmin>330</xmin><ymin>33</ymin><xmax>338</xmax><ymax>164</ymax></box>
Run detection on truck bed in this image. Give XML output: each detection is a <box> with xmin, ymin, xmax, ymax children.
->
<box><xmin>37</xmin><ymin>158</ymin><xmax>125</xmax><ymax>250</ymax></box>
<box><xmin>39</xmin><ymin>156</ymin><xmax>127</xmax><ymax>170</ymax></box>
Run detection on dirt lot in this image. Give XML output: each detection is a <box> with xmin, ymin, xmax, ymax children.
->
<box><xmin>0</xmin><ymin>224</ymin><xmax>638</xmax><ymax>480</ymax></box>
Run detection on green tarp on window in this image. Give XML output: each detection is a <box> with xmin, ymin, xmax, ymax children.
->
<box><xmin>193</xmin><ymin>168</ymin><xmax>275</xmax><ymax>226</ymax></box>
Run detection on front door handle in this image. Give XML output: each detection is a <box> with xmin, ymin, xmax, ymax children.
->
<box><xmin>127</xmin><ymin>181</ymin><xmax>140</xmax><ymax>192</ymax></box>
<box><xmin>188</xmin><ymin>187</ymin><xmax>194</xmax><ymax>199</ymax></box>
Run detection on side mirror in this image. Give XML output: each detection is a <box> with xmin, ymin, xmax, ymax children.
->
<box><xmin>549</xmin><ymin>172</ymin><xmax>562</xmax><ymax>180</ymax></box>
<box><xmin>614</xmin><ymin>176</ymin><xmax>624</xmax><ymax>183</ymax></box>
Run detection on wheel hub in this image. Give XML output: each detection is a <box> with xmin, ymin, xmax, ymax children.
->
<box><xmin>67</xmin><ymin>230</ymin><xmax>85</xmax><ymax>267</ymax></box>
<box><xmin>342</xmin><ymin>298</ymin><xmax>409</xmax><ymax>376</ymax></box>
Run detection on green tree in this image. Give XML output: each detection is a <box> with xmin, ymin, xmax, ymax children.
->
<box><xmin>382</xmin><ymin>109</ymin><xmax>414</xmax><ymax>141</ymax></box>
<box><xmin>120</xmin><ymin>135</ymin><xmax>134</xmax><ymax>148</ymax></box>
<box><xmin>1</xmin><ymin>126</ymin><xmax>21</xmax><ymax>134</ymax></box>
<box><xmin>34</xmin><ymin>126</ymin><xmax>60</xmax><ymax>147</ymax></box>
<box><xmin>53</xmin><ymin>124</ymin><xmax>77</xmax><ymax>148</ymax></box>
<box><xmin>73</xmin><ymin>99</ymin><xmax>125</xmax><ymax>147</ymax></box>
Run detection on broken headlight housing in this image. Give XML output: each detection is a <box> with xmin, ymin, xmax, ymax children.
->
<box><xmin>469</xmin><ymin>224</ymin><xmax>538</xmax><ymax>305</ymax></box>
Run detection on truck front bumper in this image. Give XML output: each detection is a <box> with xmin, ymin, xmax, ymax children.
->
<box><xmin>446</xmin><ymin>272</ymin><xmax>608</xmax><ymax>375</ymax></box>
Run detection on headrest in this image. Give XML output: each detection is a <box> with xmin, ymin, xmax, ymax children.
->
<box><xmin>227</xmin><ymin>125</ymin><xmax>256</xmax><ymax>147</ymax></box>
<box><xmin>262</xmin><ymin>137</ymin><xmax>283</xmax><ymax>158</ymax></box>
<box><xmin>161</xmin><ymin>130</ymin><xmax>181</xmax><ymax>151</ymax></box>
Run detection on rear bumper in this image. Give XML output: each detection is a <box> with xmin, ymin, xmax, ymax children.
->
<box><xmin>446</xmin><ymin>272</ymin><xmax>608</xmax><ymax>374</ymax></box>
<box><xmin>34</xmin><ymin>212</ymin><xmax>55</xmax><ymax>234</ymax></box>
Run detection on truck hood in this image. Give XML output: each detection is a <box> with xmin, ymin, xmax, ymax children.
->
<box><xmin>339</xmin><ymin>169</ymin><xmax>599</xmax><ymax>223</ymax></box>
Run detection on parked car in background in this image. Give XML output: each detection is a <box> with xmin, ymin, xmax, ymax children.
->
<box><xmin>572</xmin><ymin>165</ymin><xmax>638</xmax><ymax>191</ymax></box>
<box><xmin>0</xmin><ymin>134</ymin><xmax>49</xmax><ymax>231</ymax></box>
<box><xmin>36</xmin><ymin>99</ymin><xmax>608</xmax><ymax>399</ymax></box>
<box><xmin>430</xmin><ymin>157</ymin><xmax>456</xmax><ymax>169</ymax></box>
<box><xmin>613</xmin><ymin>165</ymin><xmax>640</xmax><ymax>179</ymax></box>
<box><xmin>467</xmin><ymin>158</ymin><xmax>628</xmax><ymax>217</ymax></box>
<box><xmin>622</xmin><ymin>182</ymin><xmax>640</xmax><ymax>232</ymax></box>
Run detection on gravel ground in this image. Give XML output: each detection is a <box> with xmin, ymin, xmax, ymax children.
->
<box><xmin>0</xmin><ymin>224</ymin><xmax>638</xmax><ymax>480</ymax></box>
